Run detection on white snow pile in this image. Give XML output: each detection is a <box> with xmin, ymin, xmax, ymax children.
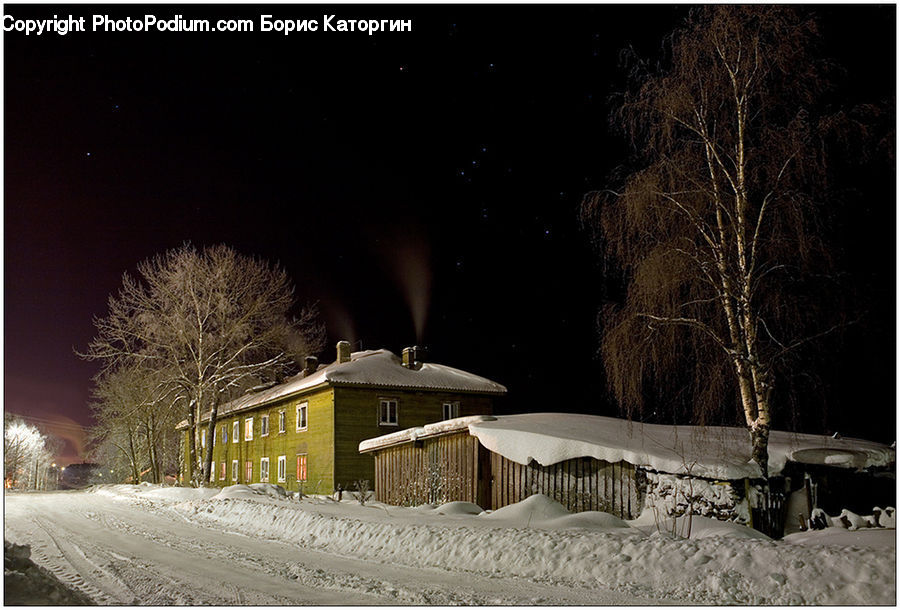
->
<box><xmin>468</xmin><ymin>413</ymin><xmax>894</xmax><ymax>479</ymax></box>
<box><xmin>102</xmin><ymin>484</ymin><xmax>894</xmax><ymax>605</ymax></box>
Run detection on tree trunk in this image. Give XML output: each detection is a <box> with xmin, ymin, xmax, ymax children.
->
<box><xmin>203</xmin><ymin>400</ymin><xmax>219</xmax><ymax>488</ymax></box>
<box><xmin>750</xmin><ymin>423</ymin><xmax>770</xmax><ymax>479</ymax></box>
<box><xmin>186</xmin><ymin>405</ymin><xmax>197</xmax><ymax>486</ymax></box>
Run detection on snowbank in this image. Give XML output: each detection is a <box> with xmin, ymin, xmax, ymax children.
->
<box><xmin>468</xmin><ymin>413</ymin><xmax>894</xmax><ymax>479</ymax></box>
<box><xmin>94</xmin><ymin>485</ymin><xmax>894</xmax><ymax>605</ymax></box>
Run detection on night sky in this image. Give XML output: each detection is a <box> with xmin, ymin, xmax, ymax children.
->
<box><xmin>5</xmin><ymin>5</ymin><xmax>895</xmax><ymax>465</ymax></box>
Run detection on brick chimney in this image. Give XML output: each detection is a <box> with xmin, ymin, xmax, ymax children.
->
<box><xmin>336</xmin><ymin>340</ymin><xmax>351</xmax><ymax>364</ymax></box>
<box><xmin>303</xmin><ymin>356</ymin><xmax>318</xmax><ymax>376</ymax></box>
<box><xmin>401</xmin><ymin>346</ymin><xmax>424</xmax><ymax>370</ymax></box>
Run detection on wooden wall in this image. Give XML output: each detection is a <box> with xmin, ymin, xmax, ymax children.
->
<box><xmin>334</xmin><ymin>387</ymin><xmax>493</xmax><ymax>492</ymax></box>
<box><xmin>370</xmin><ymin>431</ymin><xmax>643</xmax><ymax>517</ymax></box>
<box><xmin>373</xmin><ymin>432</ymin><xmax>489</xmax><ymax>508</ymax></box>
<box><xmin>490</xmin><ymin>453</ymin><xmax>642</xmax><ymax>518</ymax></box>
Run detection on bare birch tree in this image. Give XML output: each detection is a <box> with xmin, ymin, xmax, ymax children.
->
<box><xmin>582</xmin><ymin>7</ymin><xmax>850</xmax><ymax>477</ymax></box>
<box><xmin>83</xmin><ymin>244</ymin><xmax>325</xmax><ymax>485</ymax></box>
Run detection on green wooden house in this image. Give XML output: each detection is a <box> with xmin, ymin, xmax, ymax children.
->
<box><xmin>177</xmin><ymin>341</ymin><xmax>506</xmax><ymax>493</ymax></box>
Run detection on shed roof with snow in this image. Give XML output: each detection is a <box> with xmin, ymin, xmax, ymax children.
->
<box><xmin>361</xmin><ymin>412</ymin><xmax>894</xmax><ymax>480</ymax></box>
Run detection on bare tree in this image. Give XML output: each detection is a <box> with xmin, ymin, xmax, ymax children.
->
<box><xmin>582</xmin><ymin>7</ymin><xmax>851</xmax><ymax>477</ymax></box>
<box><xmin>83</xmin><ymin>244</ymin><xmax>325</xmax><ymax>485</ymax></box>
<box><xmin>4</xmin><ymin>418</ymin><xmax>57</xmax><ymax>490</ymax></box>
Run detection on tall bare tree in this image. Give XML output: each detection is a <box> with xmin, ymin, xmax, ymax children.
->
<box><xmin>83</xmin><ymin>244</ymin><xmax>325</xmax><ymax>484</ymax></box>
<box><xmin>582</xmin><ymin>7</ymin><xmax>852</xmax><ymax>477</ymax></box>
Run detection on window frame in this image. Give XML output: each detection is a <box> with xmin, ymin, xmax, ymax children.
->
<box><xmin>278</xmin><ymin>410</ymin><xmax>286</xmax><ymax>434</ymax></box>
<box><xmin>232</xmin><ymin>421</ymin><xmax>239</xmax><ymax>443</ymax></box>
<box><xmin>244</xmin><ymin>417</ymin><xmax>254</xmax><ymax>441</ymax></box>
<box><xmin>296</xmin><ymin>454</ymin><xmax>307</xmax><ymax>482</ymax></box>
<box><xmin>277</xmin><ymin>455</ymin><xmax>286</xmax><ymax>483</ymax></box>
<box><xmin>210</xmin><ymin>462</ymin><xmax>215</xmax><ymax>483</ymax></box>
<box><xmin>260</xmin><ymin>414</ymin><xmax>269</xmax><ymax>437</ymax></box>
<box><xmin>260</xmin><ymin>457</ymin><xmax>270</xmax><ymax>482</ymax></box>
<box><xmin>201</xmin><ymin>428</ymin><xmax>207</xmax><ymax>449</ymax></box>
<box><xmin>231</xmin><ymin>459</ymin><xmax>239</xmax><ymax>482</ymax></box>
<box><xmin>220</xmin><ymin>461</ymin><xmax>227</xmax><ymax>481</ymax></box>
<box><xmin>245</xmin><ymin>460</ymin><xmax>253</xmax><ymax>483</ymax></box>
<box><xmin>221</xmin><ymin>424</ymin><xmax>228</xmax><ymax>445</ymax></box>
<box><xmin>296</xmin><ymin>402</ymin><xmax>308</xmax><ymax>432</ymax></box>
<box><xmin>378</xmin><ymin>398</ymin><xmax>399</xmax><ymax>426</ymax></box>
<box><xmin>442</xmin><ymin>401</ymin><xmax>460</xmax><ymax>420</ymax></box>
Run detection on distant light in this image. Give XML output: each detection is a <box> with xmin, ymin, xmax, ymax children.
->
<box><xmin>86</xmin><ymin>152</ymin><xmax>92</xmax><ymax>157</ymax></box>
<box><xmin>51</xmin><ymin>463</ymin><xmax>56</xmax><ymax>468</ymax></box>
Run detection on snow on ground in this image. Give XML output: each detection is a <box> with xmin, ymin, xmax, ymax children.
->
<box><xmin>6</xmin><ymin>484</ymin><xmax>892</xmax><ymax>605</ymax></box>
<box><xmin>468</xmin><ymin>413</ymin><xmax>894</xmax><ymax>479</ymax></box>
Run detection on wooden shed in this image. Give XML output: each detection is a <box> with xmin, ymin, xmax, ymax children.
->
<box><xmin>359</xmin><ymin>415</ymin><xmax>643</xmax><ymax>518</ymax></box>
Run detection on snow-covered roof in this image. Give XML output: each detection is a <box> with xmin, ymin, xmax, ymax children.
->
<box><xmin>359</xmin><ymin>415</ymin><xmax>497</xmax><ymax>453</ymax></box>
<box><xmin>206</xmin><ymin>349</ymin><xmax>506</xmax><ymax>421</ymax></box>
<box><xmin>467</xmin><ymin>414</ymin><xmax>895</xmax><ymax>479</ymax></box>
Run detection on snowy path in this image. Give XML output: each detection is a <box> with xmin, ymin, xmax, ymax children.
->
<box><xmin>4</xmin><ymin>491</ymin><xmax>662</xmax><ymax>605</ymax></box>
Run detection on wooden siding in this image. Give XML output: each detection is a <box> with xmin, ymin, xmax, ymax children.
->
<box><xmin>197</xmin><ymin>387</ymin><xmax>336</xmax><ymax>493</ymax></box>
<box><xmin>333</xmin><ymin>387</ymin><xmax>493</xmax><ymax>492</ymax></box>
<box><xmin>369</xmin><ymin>430</ymin><xmax>643</xmax><ymax>517</ymax></box>
<box><xmin>181</xmin><ymin>384</ymin><xmax>496</xmax><ymax>494</ymax></box>
<box><xmin>373</xmin><ymin>432</ymin><xmax>489</xmax><ymax>507</ymax></box>
<box><xmin>490</xmin><ymin>453</ymin><xmax>642</xmax><ymax>519</ymax></box>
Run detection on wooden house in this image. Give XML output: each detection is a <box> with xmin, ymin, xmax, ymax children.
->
<box><xmin>177</xmin><ymin>341</ymin><xmax>506</xmax><ymax>494</ymax></box>
<box><xmin>360</xmin><ymin>413</ymin><xmax>894</xmax><ymax>536</ymax></box>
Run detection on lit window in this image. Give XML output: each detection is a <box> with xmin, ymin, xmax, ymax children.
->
<box><xmin>260</xmin><ymin>415</ymin><xmax>269</xmax><ymax>437</ymax></box>
<box><xmin>379</xmin><ymin>399</ymin><xmax>398</xmax><ymax>426</ymax></box>
<box><xmin>296</xmin><ymin>403</ymin><xmax>308</xmax><ymax>431</ymax></box>
<box><xmin>245</xmin><ymin>417</ymin><xmax>253</xmax><ymax>441</ymax></box>
<box><xmin>278</xmin><ymin>410</ymin><xmax>286</xmax><ymax>433</ymax></box>
<box><xmin>231</xmin><ymin>460</ymin><xmax>239</xmax><ymax>482</ymax></box>
<box><xmin>278</xmin><ymin>455</ymin><xmax>286</xmax><ymax>483</ymax></box>
<box><xmin>442</xmin><ymin>402</ymin><xmax>460</xmax><ymax>420</ymax></box>
<box><xmin>260</xmin><ymin>458</ymin><xmax>269</xmax><ymax>482</ymax></box>
<box><xmin>232</xmin><ymin>421</ymin><xmax>239</xmax><ymax>443</ymax></box>
<box><xmin>245</xmin><ymin>460</ymin><xmax>253</xmax><ymax>482</ymax></box>
<box><xmin>296</xmin><ymin>454</ymin><xmax>307</xmax><ymax>482</ymax></box>
<box><xmin>220</xmin><ymin>462</ymin><xmax>227</xmax><ymax>481</ymax></box>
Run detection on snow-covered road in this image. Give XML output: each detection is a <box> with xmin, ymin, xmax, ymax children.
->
<box><xmin>5</xmin><ymin>489</ymin><xmax>666</xmax><ymax>605</ymax></box>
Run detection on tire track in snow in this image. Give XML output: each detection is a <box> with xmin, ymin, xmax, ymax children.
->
<box><xmin>28</xmin><ymin>516</ymin><xmax>130</xmax><ymax>604</ymax></box>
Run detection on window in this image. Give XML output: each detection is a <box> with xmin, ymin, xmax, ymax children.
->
<box><xmin>296</xmin><ymin>454</ymin><xmax>307</xmax><ymax>482</ymax></box>
<box><xmin>260</xmin><ymin>458</ymin><xmax>270</xmax><ymax>482</ymax></box>
<box><xmin>220</xmin><ymin>462</ymin><xmax>227</xmax><ymax>481</ymax></box>
<box><xmin>278</xmin><ymin>410</ymin><xmax>286</xmax><ymax>434</ymax></box>
<box><xmin>210</xmin><ymin>462</ymin><xmax>215</xmax><ymax>482</ymax></box>
<box><xmin>442</xmin><ymin>402</ymin><xmax>460</xmax><ymax>420</ymax></box>
<box><xmin>277</xmin><ymin>455</ymin><xmax>286</xmax><ymax>483</ymax></box>
<box><xmin>244</xmin><ymin>417</ymin><xmax>253</xmax><ymax>441</ymax></box>
<box><xmin>231</xmin><ymin>460</ymin><xmax>239</xmax><ymax>482</ymax></box>
<box><xmin>379</xmin><ymin>399</ymin><xmax>398</xmax><ymax>426</ymax></box>
<box><xmin>232</xmin><ymin>421</ymin><xmax>239</xmax><ymax>443</ymax></box>
<box><xmin>260</xmin><ymin>415</ymin><xmax>269</xmax><ymax>437</ymax></box>
<box><xmin>212</xmin><ymin>427</ymin><xmax>216</xmax><ymax>446</ymax></box>
<box><xmin>296</xmin><ymin>402</ymin><xmax>308</xmax><ymax>431</ymax></box>
<box><xmin>221</xmin><ymin>424</ymin><xmax>228</xmax><ymax>445</ymax></box>
<box><xmin>201</xmin><ymin>429</ymin><xmax>207</xmax><ymax>449</ymax></box>
<box><xmin>245</xmin><ymin>460</ymin><xmax>253</xmax><ymax>482</ymax></box>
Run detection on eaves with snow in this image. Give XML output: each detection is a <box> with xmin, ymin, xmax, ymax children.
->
<box><xmin>189</xmin><ymin>349</ymin><xmax>507</xmax><ymax>425</ymax></box>
<box><xmin>466</xmin><ymin>413</ymin><xmax>894</xmax><ymax>480</ymax></box>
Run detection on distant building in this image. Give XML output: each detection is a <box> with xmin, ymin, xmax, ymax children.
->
<box><xmin>177</xmin><ymin>341</ymin><xmax>506</xmax><ymax>494</ymax></box>
<box><xmin>360</xmin><ymin>413</ymin><xmax>895</xmax><ymax>537</ymax></box>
